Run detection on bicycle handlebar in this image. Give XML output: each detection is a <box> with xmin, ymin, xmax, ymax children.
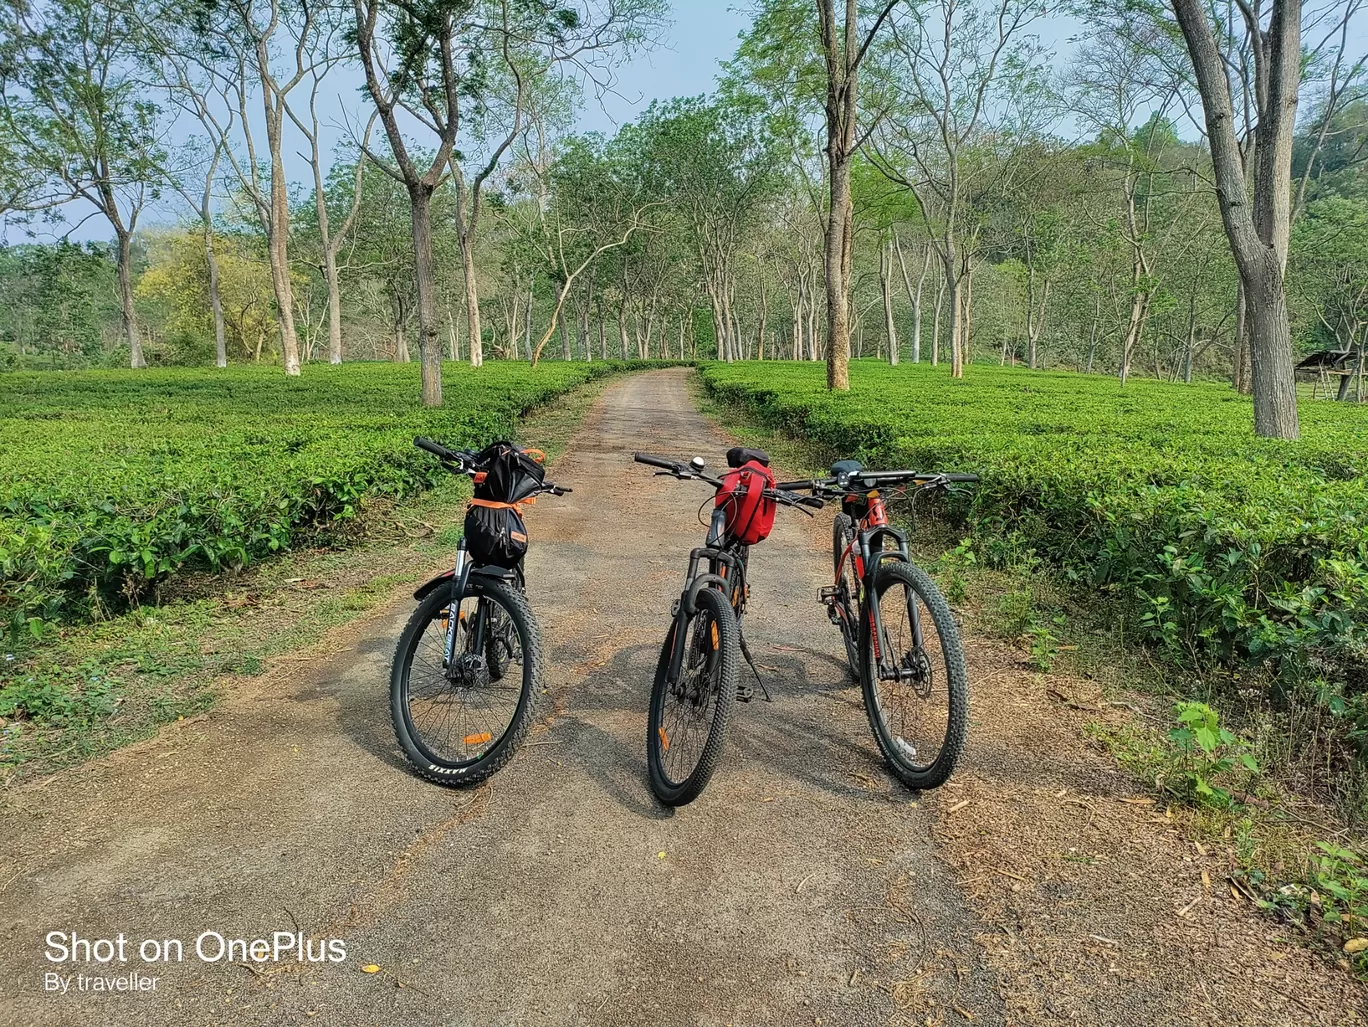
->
<box><xmin>415</xmin><ymin>436</ymin><xmax>468</xmax><ymax>465</ymax></box>
<box><xmin>633</xmin><ymin>452</ymin><xmax>679</xmax><ymax>471</ymax></box>
<box><xmin>776</xmin><ymin>470</ymin><xmax>980</xmax><ymax>492</ymax></box>
<box><xmin>416</xmin><ymin>437</ymin><xmax>570</xmax><ymax>497</ymax></box>
<box><xmin>637</xmin><ymin>452</ymin><xmax>824</xmax><ymax>514</ymax></box>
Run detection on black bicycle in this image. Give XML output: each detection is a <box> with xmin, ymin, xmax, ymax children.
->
<box><xmin>634</xmin><ymin>448</ymin><xmax>821</xmax><ymax>805</ymax></box>
<box><xmin>779</xmin><ymin>461</ymin><xmax>978</xmax><ymax>790</ymax></box>
<box><xmin>391</xmin><ymin>437</ymin><xmax>570</xmax><ymax>786</ymax></box>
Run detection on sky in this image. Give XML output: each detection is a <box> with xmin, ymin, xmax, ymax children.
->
<box><xmin>575</xmin><ymin>2</ymin><xmax>753</xmax><ymax>133</ymax></box>
<box><xmin>11</xmin><ymin>1</ymin><xmax>1368</xmax><ymax>244</ymax></box>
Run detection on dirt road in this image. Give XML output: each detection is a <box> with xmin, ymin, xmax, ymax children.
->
<box><xmin>1</xmin><ymin>370</ymin><xmax>1003</xmax><ymax>1026</ymax></box>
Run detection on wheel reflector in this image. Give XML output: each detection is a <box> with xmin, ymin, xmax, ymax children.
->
<box><xmin>658</xmin><ymin>726</ymin><xmax>670</xmax><ymax>752</ymax></box>
<box><xmin>464</xmin><ymin>732</ymin><xmax>492</xmax><ymax>745</ymax></box>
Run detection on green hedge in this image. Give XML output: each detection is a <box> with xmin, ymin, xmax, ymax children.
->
<box><xmin>0</xmin><ymin>360</ymin><xmax>655</xmax><ymax>634</ymax></box>
<box><xmin>701</xmin><ymin>361</ymin><xmax>1368</xmax><ymax>734</ymax></box>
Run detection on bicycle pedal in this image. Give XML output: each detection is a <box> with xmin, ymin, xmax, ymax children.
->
<box><xmin>736</xmin><ymin>683</ymin><xmax>754</xmax><ymax>703</ymax></box>
<box><xmin>819</xmin><ymin>586</ymin><xmax>841</xmax><ymax>604</ymax></box>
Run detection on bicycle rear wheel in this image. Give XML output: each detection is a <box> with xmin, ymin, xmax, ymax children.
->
<box><xmin>391</xmin><ymin>579</ymin><xmax>541</xmax><ymax>786</ymax></box>
<box><xmin>859</xmin><ymin>561</ymin><xmax>968</xmax><ymax>790</ymax></box>
<box><xmin>646</xmin><ymin>587</ymin><xmax>739</xmax><ymax>806</ymax></box>
<box><xmin>831</xmin><ymin>513</ymin><xmax>861</xmax><ymax>679</ymax></box>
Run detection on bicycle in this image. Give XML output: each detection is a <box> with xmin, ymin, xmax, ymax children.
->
<box><xmin>633</xmin><ymin>447</ymin><xmax>823</xmax><ymax>806</ymax></box>
<box><xmin>778</xmin><ymin>460</ymin><xmax>979</xmax><ymax>790</ymax></box>
<box><xmin>390</xmin><ymin>437</ymin><xmax>571</xmax><ymax>786</ymax></box>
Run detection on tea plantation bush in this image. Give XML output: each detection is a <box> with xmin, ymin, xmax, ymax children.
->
<box><xmin>702</xmin><ymin>361</ymin><xmax>1368</xmax><ymax>735</ymax></box>
<box><xmin>1</xmin><ymin>361</ymin><xmax>639</xmax><ymax>634</ymax></box>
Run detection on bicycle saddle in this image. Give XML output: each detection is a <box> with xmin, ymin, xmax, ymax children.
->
<box><xmin>726</xmin><ymin>446</ymin><xmax>770</xmax><ymax>468</ymax></box>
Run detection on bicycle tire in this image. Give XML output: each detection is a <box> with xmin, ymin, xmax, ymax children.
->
<box><xmin>859</xmin><ymin>560</ymin><xmax>968</xmax><ymax>790</ymax></box>
<box><xmin>391</xmin><ymin>578</ymin><xmax>542</xmax><ymax>787</ymax></box>
<box><xmin>832</xmin><ymin>513</ymin><xmax>860</xmax><ymax>680</ymax></box>
<box><xmin>646</xmin><ymin>587</ymin><xmax>739</xmax><ymax>806</ymax></box>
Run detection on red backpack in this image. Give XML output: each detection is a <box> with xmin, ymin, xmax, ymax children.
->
<box><xmin>716</xmin><ymin>456</ymin><xmax>777</xmax><ymax>545</ymax></box>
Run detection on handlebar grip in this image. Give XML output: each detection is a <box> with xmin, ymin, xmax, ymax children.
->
<box><xmin>774</xmin><ymin>479</ymin><xmax>814</xmax><ymax>491</ymax></box>
<box><xmin>944</xmin><ymin>473</ymin><xmax>980</xmax><ymax>483</ymax></box>
<box><xmin>798</xmin><ymin>495</ymin><xmax>825</xmax><ymax>509</ymax></box>
<box><xmin>634</xmin><ymin>453</ymin><xmax>679</xmax><ymax>471</ymax></box>
<box><xmin>415</xmin><ymin>436</ymin><xmax>454</xmax><ymax>460</ymax></box>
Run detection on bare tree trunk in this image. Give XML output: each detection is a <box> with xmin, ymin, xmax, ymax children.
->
<box><xmin>265</xmin><ymin>136</ymin><xmax>300</xmax><ymax>375</ymax></box>
<box><xmin>204</xmin><ymin>226</ymin><xmax>227</xmax><ymax>368</ymax></box>
<box><xmin>824</xmin><ymin>157</ymin><xmax>853</xmax><ymax>387</ymax></box>
<box><xmin>1026</xmin><ymin>273</ymin><xmax>1049</xmax><ymax>370</ymax></box>
<box><xmin>1233</xmin><ymin>282</ymin><xmax>1253</xmax><ymax>393</ymax></box>
<box><xmin>894</xmin><ymin>234</ymin><xmax>929</xmax><ymax>364</ymax></box>
<box><xmin>881</xmin><ymin>239</ymin><xmax>899</xmax><ymax>365</ymax></box>
<box><xmin>407</xmin><ymin>186</ymin><xmax>442</xmax><ymax>405</ymax></box>
<box><xmin>932</xmin><ymin>277</ymin><xmax>944</xmax><ymax>367</ymax></box>
<box><xmin>458</xmin><ymin>233</ymin><xmax>483</xmax><ymax>368</ymax></box>
<box><xmin>116</xmin><ymin>230</ymin><xmax>144</xmax><ymax>368</ymax></box>
<box><xmin>942</xmin><ymin>249</ymin><xmax>962</xmax><ymax>377</ymax></box>
<box><xmin>1086</xmin><ymin>294</ymin><xmax>1101</xmax><ymax>373</ymax></box>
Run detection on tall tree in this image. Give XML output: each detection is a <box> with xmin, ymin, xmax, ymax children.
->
<box><xmin>815</xmin><ymin>0</ymin><xmax>897</xmax><ymax>389</ymax></box>
<box><xmin>1170</xmin><ymin>0</ymin><xmax>1302</xmax><ymax>437</ymax></box>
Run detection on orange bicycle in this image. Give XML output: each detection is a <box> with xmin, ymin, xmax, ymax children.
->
<box><xmin>780</xmin><ymin>461</ymin><xmax>978</xmax><ymax>790</ymax></box>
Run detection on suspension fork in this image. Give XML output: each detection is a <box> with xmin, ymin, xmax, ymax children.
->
<box><xmin>443</xmin><ymin>541</ymin><xmax>490</xmax><ymax>665</ymax></box>
<box><xmin>665</xmin><ymin>527</ymin><xmax>737</xmax><ymax>687</ymax></box>
<box><xmin>861</xmin><ymin>527</ymin><xmax>916</xmax><ymax>681</ymax></box>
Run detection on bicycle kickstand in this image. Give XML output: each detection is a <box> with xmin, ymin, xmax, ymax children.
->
<box><xmin>736</xmin><ymin>632</ymin><xmax>771</xmax><ymax>703</ymax></box>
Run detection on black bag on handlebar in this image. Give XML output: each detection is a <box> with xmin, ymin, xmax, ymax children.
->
<box><xmin>462</xmin><ymin>441</ymin><xmax>545</xmax><ymax>568</ymax></box>
<box><xmin>474</xmin><ymin>441</ymin><xmax>545</xmax><ymax>504</ymax></box>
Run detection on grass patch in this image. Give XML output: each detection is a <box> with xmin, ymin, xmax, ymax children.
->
<box><xmin>1</xmin><ymin>359</ymin><xmax>676</xmax><ymax>637</ymax></box>
<box><xmin>0</xmin><ymin>370</ymin><xmax>621</xmax><ymax>781</ymax></box>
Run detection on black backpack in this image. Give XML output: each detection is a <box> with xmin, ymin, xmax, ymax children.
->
<box><xmin>463</xmin><ymin>441</ymin><xmax>545</xmax><ymax>569</ymax></box>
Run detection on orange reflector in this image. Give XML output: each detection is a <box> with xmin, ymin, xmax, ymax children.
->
<box><xmin>711</xmin><ymin>622</ymin><xmax>719</xmax><ymax>649</ymax></box>
<box><xmin>464</xmin><ymin>732</ymin><xmax>492</xmax><ymax>745</ymax></box>
<box><xmin>658</xmin><ymin>726</ymin><xmax>669</xmax><ymax>752</ymax></box>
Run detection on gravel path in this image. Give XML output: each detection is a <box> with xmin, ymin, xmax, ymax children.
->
<box><xmin>1</xmin><ymin>369</ymin><xmax>1004</xmax><ymax>1027</ymax></box>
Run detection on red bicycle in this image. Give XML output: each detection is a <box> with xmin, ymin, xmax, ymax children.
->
<box><xmin>780</xmin><ymin>460</ymin><xmax>979</xmax><ymax>790</ymax></box>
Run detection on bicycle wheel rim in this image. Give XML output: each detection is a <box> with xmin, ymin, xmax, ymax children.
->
<box><xmin>401</xmin><ymin>591</ymin><xmax>528</xmax><ymax>768</ymax></box>
<box><xmin>865</xmin><ymin>574</ymin><xmax>953</xmax><ymax>774</ymax></box>
<box><xmin>651</xmin><ymin>609</ymin><xmax>725</xmax><ymax>789</ymax></box>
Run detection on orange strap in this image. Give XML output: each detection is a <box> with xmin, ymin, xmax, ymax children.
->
<box><xmin>469</xmin><ymin>497</ymin><xmax>536</xmax><ymax>513</ymax></box>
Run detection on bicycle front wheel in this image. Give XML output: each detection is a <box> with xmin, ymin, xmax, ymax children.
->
<box><xmin>646</xmin><ymin>587</ymin><xmax>739</xmax><ymax>806</ymax></box>
<box><xmin>859</xmin><ymin>561</ymin><xmax>968</xmax><ymax>790</ymax></box>
<box><xmin>391</xmin><ymin>578</ymin><xmax>542</xmax><ymax>786</ymax></box>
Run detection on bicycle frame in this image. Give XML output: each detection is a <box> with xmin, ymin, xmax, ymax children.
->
<box><xmin>835</xmin><ymin>491</ymin><xmax>925</xmax><ymax>683</ymax></box>
<box><xmin>664</xmin><ymin>505</ymin><xmax>748</xmax><ymax>686</ymax></box>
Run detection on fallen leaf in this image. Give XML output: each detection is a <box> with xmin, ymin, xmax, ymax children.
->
<box><xmin>362</xmin><ymin>965</ymin><xmax>380</xmax><ymax>974</ymax></box>
<box><xmin>657</xmin><ymin>851</ymin><xmax>666</xmax><ymax>859</ymax></box>
<box><xmin>1345</xmin><ymin>938</ymin><xmax>1368</xmax><ymax>954</ymax></box>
